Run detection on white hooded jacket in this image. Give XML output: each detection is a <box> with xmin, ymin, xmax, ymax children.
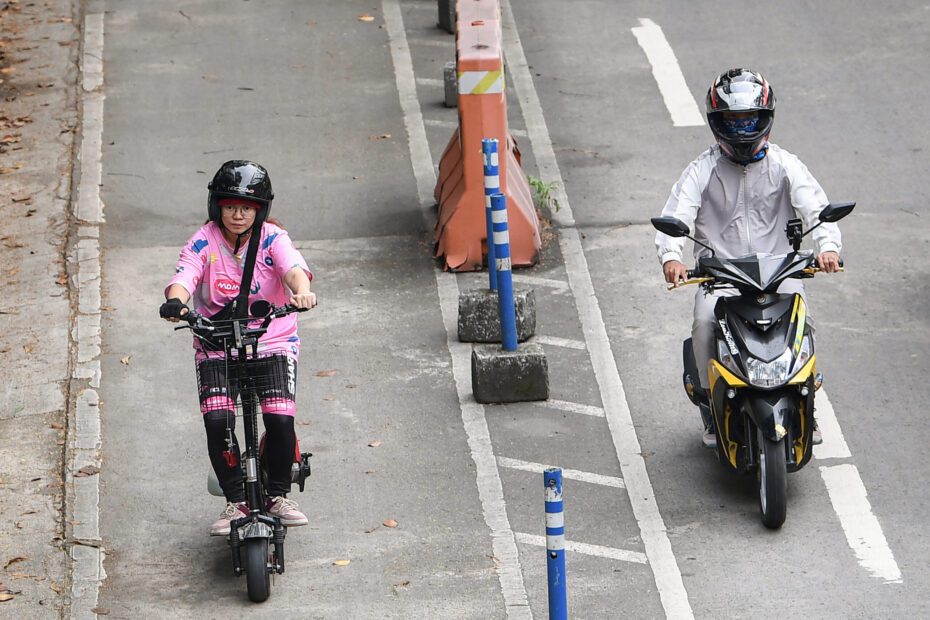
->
<box><xmin>655</xmin><ymin>143</ymin><xmax>841</xmax><ymax>264</ymax></box>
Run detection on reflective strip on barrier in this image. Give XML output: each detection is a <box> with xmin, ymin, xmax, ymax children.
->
<box><xmin>459</xmin><ymin>69</ymin><xmax>505</xmax><ymax>94</ymax></box>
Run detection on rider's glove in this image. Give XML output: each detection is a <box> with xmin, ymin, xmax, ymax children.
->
<box><xmin>159</xmin><ymin>297</ymin><xmax>188</xmax><ymax>319</ymax></box>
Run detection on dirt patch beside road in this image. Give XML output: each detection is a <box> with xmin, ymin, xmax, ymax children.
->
<box><xmin>0</xmin><ymin>0</ymin><xmax>78</xmax><ymax>616</ymax></box>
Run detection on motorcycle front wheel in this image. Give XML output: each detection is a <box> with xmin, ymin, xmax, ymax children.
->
<box><xmin>244</xmin><ymin>537</ymin><xmax>271</xmax><ymax>602</ymax></box>
<box><xmin>758</xmin><ymin>433</ymin><xmax>787</xmax><ymax>529</ymax></box>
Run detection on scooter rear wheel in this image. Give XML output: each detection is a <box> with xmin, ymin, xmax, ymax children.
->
<box><xmin>758</xmin><ymin>433</ymin><xmax>787</xmax><ymax>529</ymax></box>
<box><xmin>244</xmin><ymin>537</ymin><xmax>271</xmax><ymax>602</ymax></box>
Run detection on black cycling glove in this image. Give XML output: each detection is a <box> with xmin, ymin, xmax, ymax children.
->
<box><xmin>159</xmin><ymin>297</ymin><xmax>188</xmax><ymax>319</ymax></box>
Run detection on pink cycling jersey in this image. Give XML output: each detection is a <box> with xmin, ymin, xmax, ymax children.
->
<box><xmin>167</xmin><ymin>221</ymin><xmax>312</xmax><ymax>361</ymax></box>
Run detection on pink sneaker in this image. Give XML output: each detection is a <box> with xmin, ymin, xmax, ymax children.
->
<box><xmin>266</xmin><ymin>496</ymin><xmax>308</xmax><ymax>526</ymax></box>
<box><xmin>210</xmin><ymin>502</ymin><xmax>247</xmax><ymax>536</ymax></box>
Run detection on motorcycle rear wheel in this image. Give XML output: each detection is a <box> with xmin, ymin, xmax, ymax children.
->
<box><xmin>758</xmin><ymin>433</ymin><xmax>787</xmax><ymax>529</ymax></box>
<box><xmin>244</xmin><ymin>537</ymin><xmax>271</xmax><ymax>602</ymax></box>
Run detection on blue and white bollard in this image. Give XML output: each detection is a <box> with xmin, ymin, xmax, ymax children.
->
<box><xmin>545</xmin><ymin>467</ymin><xmax>567</xmax><ymax>620</ymax></box>
<box><xmin>482</xmin><ymin>138</ymin><xmax>499</xmax><ymax>292</ymax></box>
<box><xmin>490</xmin><ymin>192</ymin><xmax>517</xmax><ymax>351</ymax></box>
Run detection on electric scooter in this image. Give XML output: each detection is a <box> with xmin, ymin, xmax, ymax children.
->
<box><xmin>177</xmin><ymin>301</ymin><xmax>312</xmax><ymax>601</ymax></box>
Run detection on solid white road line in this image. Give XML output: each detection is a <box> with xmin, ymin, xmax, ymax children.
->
<box><xmin>820</xmin><ymin>464</ymin><xmax>902</xmax><ymax>583</ymax></box>
<box><xmin>498</xmin><ymin>457</ymin><xmax>625</xmax><ymax>489</ymax></box>
<box><xmin>532</xmin><ymin>399</ymin><xmax>605</xmax><ymax>418</ymax></box>
<box><xmin>416</xmin><ymin>77</ymin><xmax>445</xmax><ymax>88</ymax></box>
<box><xmin>812</xmin><ymin>390</ymin><xmax>852</xmax><ymax>460</ymax></box>
<box><xmin>424</xmin><ymin>118</ymin><xmax>458</xmax><ymax>130</ymax></box>
<box><xmin>534</xmin><ymin>335</ymin><xmax>587</xmax><ymax>350</ymax></box>
<box><xmin>500</xmin><ymin>2</ymin><xmax>694</xmax><ymax>617</ymax></box>
<box><xmin>512</xmin><ymin>274</ymin><xmax>570</xmax><ymax>293</ymax></box>
<box><xmin>515</xmin><ymin>533</ymin><xmax>648</xmax><ymax>565</ymax></box>
<box><xmin>383</xmin><ymin>1</ymin><xmax>532</xmax><ymax>617</ymax></box>
<box><xmin>631</xmin><ymin>19</ymin><xmax>704</xmax><ymax>127</ymax></box>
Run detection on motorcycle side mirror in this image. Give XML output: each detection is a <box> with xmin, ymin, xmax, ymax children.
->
<box><xmin>651</xmin><ymin>216</ymin><xmax>691</xmax><ymax>237</ymax></box>
<box><xmin>249</xmin><ymin>300</ymin><xmax>272</xmax><ymax>318</ymax></box>
<box><xmin>819</xmin><ymin>202</ymin><xmax>856</xmax><ymax>223</ymax></box>
<box><xmin>651</xmin><ymin>216</ymin><xmax>716</xmax><ymax>256</ymax></box>
<box><xmin>801</xmin><ymin>202</ymin><xmax>856</xmax><ymax>242</ymax></box>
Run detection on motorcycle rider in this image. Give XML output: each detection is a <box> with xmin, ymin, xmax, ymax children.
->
<box><xmin>654</xmin><ymin>68</ymin><xmax>842</xmax><ymax>448</ymax></box>
<box><xmin>159</xmin><ymin>160</ymin><xmax>316</xmax><ymax>535</ymax></box>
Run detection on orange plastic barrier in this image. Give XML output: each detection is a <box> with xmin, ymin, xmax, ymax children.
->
<box><xmin>433</xmin><ymin>0</ymin><xmax>541</xmax><ymax>272</ymax></box>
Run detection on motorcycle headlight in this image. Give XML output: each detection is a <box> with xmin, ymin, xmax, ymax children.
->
<box><xmin>745</xmin><ymin>348</ymin><xmax>794</xmax><ymax>388</ymax></box>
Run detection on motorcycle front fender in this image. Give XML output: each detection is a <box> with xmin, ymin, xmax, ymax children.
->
<box><xmin>745</xmin><ymin>390</ymin><xmax>796</xmax><ymax>443</ymax></box>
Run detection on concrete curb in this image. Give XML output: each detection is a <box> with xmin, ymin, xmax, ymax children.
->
<box><xmin>65</xmin><ymin>6</ymin><xmax>107</xmax><ymax>619</ymax></box>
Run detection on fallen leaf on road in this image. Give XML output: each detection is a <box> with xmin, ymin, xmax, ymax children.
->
<box><xmin>120</xmin><ymin>355</ymin><xmax>131</xmax><ymax>365</ymax></box>
<box><xmin>367</xmin><ymin>440</ymin><xmax>382</xmax><ymax>448</ymax></box>
<box><xmin>364</xmin><ymin>526</ymin><xmax>379</xmax><ymax>533</ymax></box>
<box><xmin>323</xmin><ymin>395</ymin><xmax>335</xmax><ymax>401</ymax></box>
<box><xmin>332</xmin><ymin>559</ymin><xmax>350</xmax><ymax>566</ymax></box>
<box><xmin>1</xmin><ymin>135</ymin><xmax>21</xmax><ymax>144</ymax></box>
<box><xmin>75</xmin><ymin>465</ymin><xmax>100</xmax><ymax>477</ymax></box>
<box><xmin>369</xmin><ymin>133</ymin><xmax>391</xmax><ymax>141</ymax></box>
<box><xmin>11</xmin><ymin>194</ymin><xmax>31</xmax><ymax>202</ymax></box>
<box><xmin>315</xmin><ymin>370</ymin><xmax>337</xmax><ymax>377</ymax></box>
<box><xmin>358</xmin><ymin>13</ymin><xmax>375</xmax><ymax>22</ymax></box>
<box><xmin>395</xmin><ymin>580</ymin><xmax>411</xmax><ymax>587</ymax></box>
<box><xmin>0</xmin><ymin>593</ymin><xmax>12</xmax><ymax>602</ymax></box>
<box><xmin>3</xmin><ymin>557</ymin><xmax>27</xmax><ymax>570</ymax></box>
<box><xmin>49</xmin><ymin>582</ymin><xmax>60</xmax><ymax>593</ymax></box>
<box><xmin>383</xmin><ymin>519</ymin><xmax>398</xmax><ymax>528</ymax></box>
<box><xmin>91</xmin><ymin>608</ymin><xmax>110</xmax><ymax>615</ymax></box>
<box><xmin>50</xmin><ymin>422</ymin><xmax>63</xmax><ymax>430</ymax></box>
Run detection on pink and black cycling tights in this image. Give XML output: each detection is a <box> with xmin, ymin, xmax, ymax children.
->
<box><xmin>197</xmin><ymin>356</ymin><xmax>298</xmax><ymax>501</ymax></box>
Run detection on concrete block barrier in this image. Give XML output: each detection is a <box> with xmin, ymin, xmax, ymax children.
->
<box><xmin>457</xmin><ymin>287</ymin><xmax>536</xmax><ymax>343</ymax></box>
<box><xmin>471</xmin><ymin>342</ymin><xmax>549</xmax><ymax>403</ymax></box>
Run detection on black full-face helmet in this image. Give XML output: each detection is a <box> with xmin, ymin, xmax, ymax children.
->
<box><xmin>207</xmin><ymin>160</ymin><xmax>274</xmax><ymax>224</ymax></box>
<box><xmin>706</xmin><ymin>69</ymin><xmax>776</xmax><ymax>164</ymax></box>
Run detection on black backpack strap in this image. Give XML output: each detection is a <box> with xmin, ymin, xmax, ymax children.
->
<box><xmin>231</xmin><ymin>221</ymin><xmax>263</xmax><ymax>319</ymax></box>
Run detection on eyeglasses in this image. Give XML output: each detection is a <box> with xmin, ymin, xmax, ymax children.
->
<box><xmin>221</xmin><ymin>204</ymin><xmax>257</xmax><ymax>216</ymax></box>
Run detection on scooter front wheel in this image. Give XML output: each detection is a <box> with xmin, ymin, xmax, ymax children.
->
<box><xmin>244</xmin><ymin>537</ymin><xmax>271</xmax><ymax>602</ymax></box>
<box><xmin>758</xmin><ymin>433</ymin><xmax>787</xmax><ymax>529</ymax></box>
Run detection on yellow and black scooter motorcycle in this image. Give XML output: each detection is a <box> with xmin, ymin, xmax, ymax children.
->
<box><xmin>652</xmin><ymin>202</ymin><xmax>854</xmax><ymax>529</ymax></box>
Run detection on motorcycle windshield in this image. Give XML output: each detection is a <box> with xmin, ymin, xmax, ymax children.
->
<box><xmin>699</xmin><ymin>251</ymin><xmax>814</xmax><ymax>292</ymax></box>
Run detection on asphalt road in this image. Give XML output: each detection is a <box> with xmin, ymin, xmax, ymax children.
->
<box><xmin>91</xmin><ymin>0</ymin><xmax>929</xmax><ymax>617</ymax></box>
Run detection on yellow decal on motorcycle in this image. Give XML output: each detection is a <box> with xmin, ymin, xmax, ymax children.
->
<box><xmin>723</xmin><ymin>402</ymin><xmax>738</xmax><ymax>467</ymax></box>
<box><xmin>794</xmin><ymin>399</ymin><xmax>807</xmax><ymax>463</ymax></box>
<box><xmin>792</xmin><ymin>296</ymin><xmax>807</xmax><ymax>356</ymax></box>
<box><xmin>709</xmin><ymin>359</ymin><xmax>748</xmax><ymax>388</ymax></box>
<box><xmin>789</xmin><ymin>356</ymin><xmax>816</xmax><ymax>384</ymax></box>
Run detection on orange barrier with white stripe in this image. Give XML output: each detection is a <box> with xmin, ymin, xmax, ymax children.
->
<box><xmin>433</xmin><ymin>0</ymin><xmax>541</xmax><ymax>272</ymax></box>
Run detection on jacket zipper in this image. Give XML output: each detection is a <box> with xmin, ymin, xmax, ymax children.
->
<box><xmin>742</xmin><ymin>167</ymin><xmax>752</xmax><ymax>253</ymax></box>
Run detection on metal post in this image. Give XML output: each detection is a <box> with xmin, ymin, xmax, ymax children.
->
<box><xmin>545</xmin><ymin>467</ymin><xmax>567</xmax><ymax>620</ymax></box>
<box><xmin>490</xmin><ymin>193</ymin><xmax>517</xmax><ymax>351</ymax></box>
<box><xmin>482</xmin><ymin>139</ymin><xmax>499</xmax><ymax>292</ymax></box>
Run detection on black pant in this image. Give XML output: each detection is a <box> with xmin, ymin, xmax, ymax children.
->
<box><xmin>197</xmin><ymin>355</ymin><xmax>298</xmax><ymax>501</ymax></box>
